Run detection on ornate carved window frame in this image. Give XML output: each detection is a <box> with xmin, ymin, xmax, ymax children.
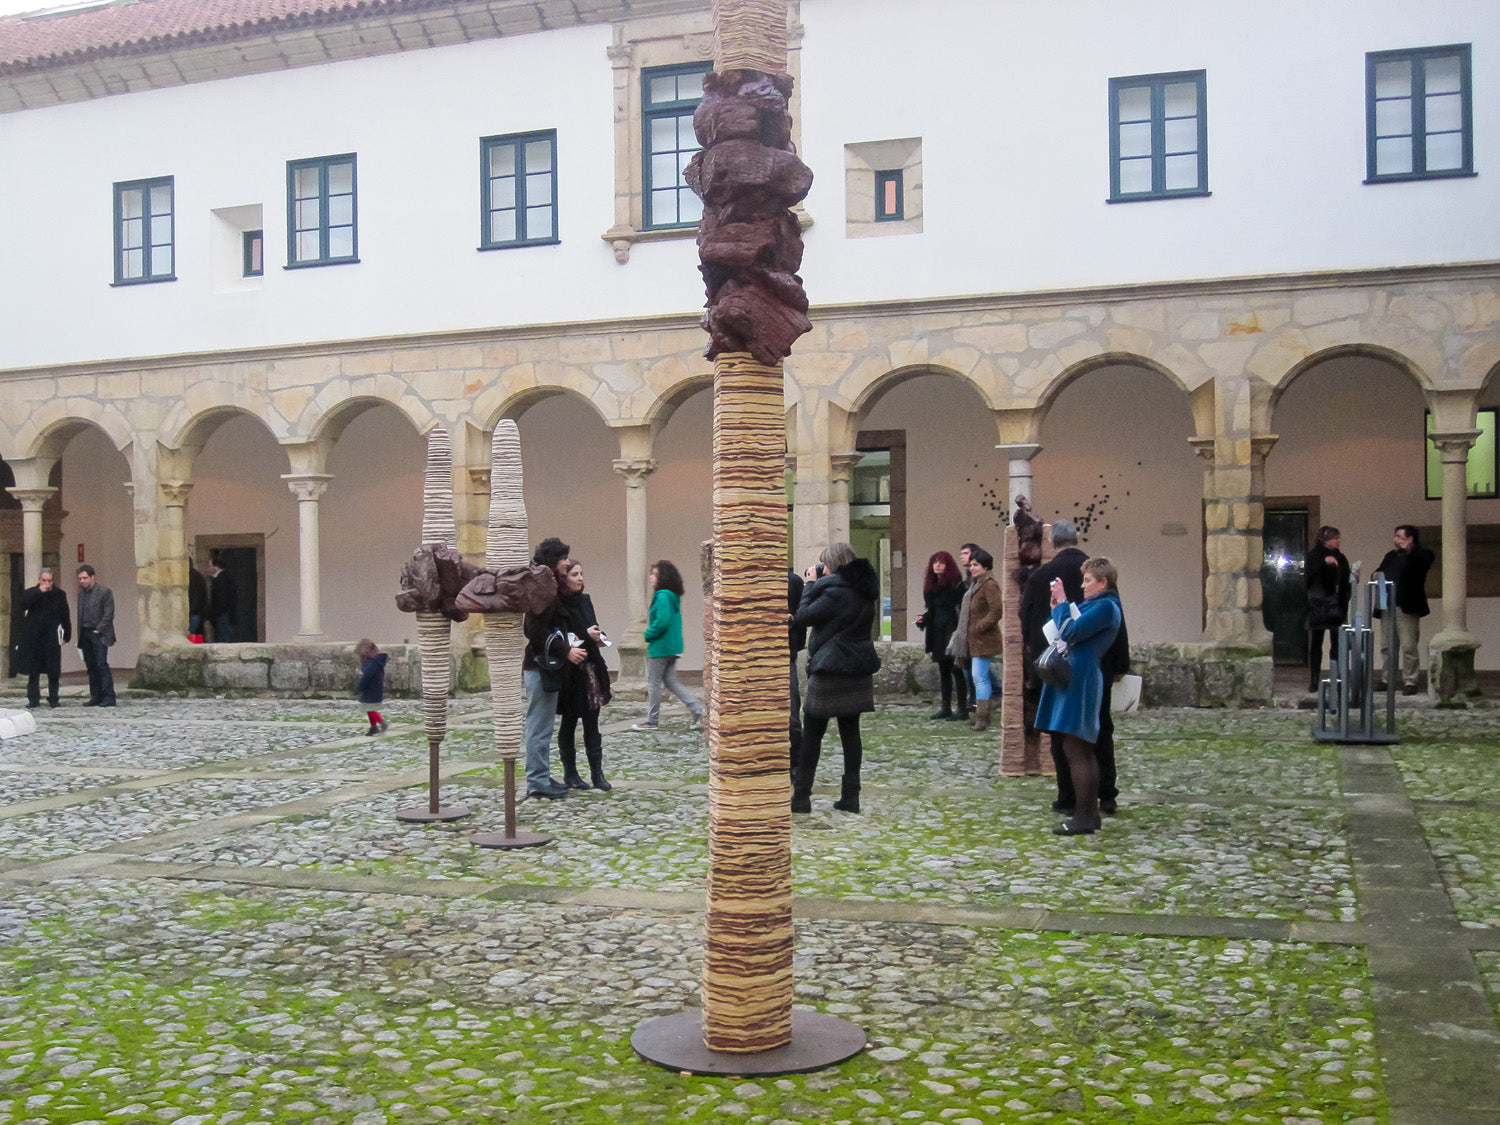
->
<box><xmin>601</xmin><ymin>6</ymin><xmax>805</xmax><ymax>263</ymax></box>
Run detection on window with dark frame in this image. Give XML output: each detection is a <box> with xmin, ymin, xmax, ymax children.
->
<box><xmin>242</xmin><ymin>229</ymin><xmax>264</xmax><ymax>277</ymax></box>
<box><xmin>1426</xmin><ymin>409</ymin><xmax>1497</xmax><ymax>500</ymax></box>
<box><xmin>1367</xmin><ymin>44</ymin><xmax>1473</xmax><ymax>182</ymax></box>
<box><xmin>286</xmin><ymin>154</ymin><xmax>357</xmax><ymax>267</ymax></box>
<box><xmin>642</xmin><ymin>61</ymin><xmax>710</xmax><ymax>229</ymax></box>
<box><xmin>480</xmin><ymin>131</ymin><xmax>559</xmax><ymax>249</ymax></box>
<box><xmin>113</xmin><ymin>176</ymin><xmax>175</xmax><ymax>285</ymax></box>
<box><xmin>1108</xmin><ymin>71</ymin><xmax>1208</xmax><ymax>201</ymax></box>
<box><xmin>874</xmin><ymin>169</ymin><xmax>904</xmax><ymax>222</ymax></box>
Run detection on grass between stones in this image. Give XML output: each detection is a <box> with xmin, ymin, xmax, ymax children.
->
<box><xmin>0</xmin><ymin>880</ymin><xmax>1382</xmax><ymax>1125</ymax></box>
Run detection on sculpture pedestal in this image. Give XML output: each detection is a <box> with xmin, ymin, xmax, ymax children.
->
<box><xmin>1429</xmin><ymin>633</ymin><xmax>1481</xmax><ymax>704</ymax></box>
<box><xmin>633</xmin><ymin>1008</ymin><xmax>865</xmax><ymax>1077</ymax></box>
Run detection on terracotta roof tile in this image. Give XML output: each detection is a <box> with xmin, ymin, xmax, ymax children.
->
<box><xmin>0</xmin><ymin>0</ymin><xmax>441</xmax><ymax>71</ymax></box>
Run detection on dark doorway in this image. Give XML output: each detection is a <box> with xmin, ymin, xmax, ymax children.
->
<box><xmin>854</xmin><ymin>430</ymin><xmax>907</xmax><ymax>641</ymax></box>
<box><xmin>197</xmin><ymin>537</ymin><xmax>264</xmax><ymax>643</ymax></box>
<box><xmin>1263</xmin><ymin>500</ymin><xmax>1316</xmax><ymax>665</ymax></box>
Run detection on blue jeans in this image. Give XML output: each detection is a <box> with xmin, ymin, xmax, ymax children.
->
<box><xmin>971</xmin><ymin>656</ymin><xmax>997</xmax><ymax>701</ymax></box>
<box><xmin>213</xmin><ymin>613</ymin><xmax>236</xmax><ymax>643</ymax></box>
<box><xmin>523</xmin><ymin>667</ymin><xmax>559</xmax><ymax>790</ymax></box>
<box><xmin>79</xmin><ymin>631</ymin><xmax>116</xmax><ymax>705</ymax></box>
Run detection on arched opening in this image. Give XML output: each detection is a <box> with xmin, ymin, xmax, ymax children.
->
<box><xmin>184</xmin><ymin>413</ymin><xmax>290</xmax><ymax>643</ymax></box>
<box><xmin>854</xmin><ymin>368</ymin><xmax>1004</xmax><ymax>643</ymax></box>
<box><xmin>1266</xmin><ymin>353</ymin><xmax>1432</xmax><ymax>671</ymax></box>
<box><xmin>1034</xmin><ymin>362</ymin><xmax>1201</xmax><ymax>644</ymax></box>
<box><xmin>511</xmin><ymin>391</ymin><xmax>633</xmax><ymax>674</ymax></box>
<box><xmin>642</xmin><ymin>387</ymin><xmax>712</xmax><ymax>670</ymax></box>
<box><xmin>321</xmin><ymin>404</ymin><xmax>424</xmax><ymax>645</ymax></box>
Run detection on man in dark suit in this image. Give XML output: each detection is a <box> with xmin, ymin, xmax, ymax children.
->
<box><xmin>1374</xmin><ymin>524</ymin><xmax>1435</xmax><ymax>695</ymax></box>
<box><xmin>207</xmin><ymin>553</ymin><xmax>239</xmax><ymax>643</ymax></box>
<box><xmin>1019</xmin><ymin>519</ymin><xmax>1088</xmax><ymax>812</ymax></box>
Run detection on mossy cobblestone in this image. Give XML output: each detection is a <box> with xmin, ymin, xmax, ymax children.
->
<box><xmin>1</xmin><ymin>695</ymin><xmax>1498</xmax><ymax>1121</ymax></box>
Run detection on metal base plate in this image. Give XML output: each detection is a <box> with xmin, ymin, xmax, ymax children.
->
<box><xmin>472</xmin><ymin>829</ymin><xmax>551</xmax><ymax>849</ymax></box>
<box><xmin>633</xmin><ymin>1008</ymin><xmax>865</xmax><ymax>1076</ymax></box>
<box><xmin>394</xmin><ymin>805</ymin><xmax>472</xmax><ymax>823</ymax></box>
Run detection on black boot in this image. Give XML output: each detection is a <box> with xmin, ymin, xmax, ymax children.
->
<box><xmin>832</xmin><ymin>773</ymin><xmax>861</xmax><ymax>813</ymax></box>
<box><xmin>931</xmin><ymin>675</ymin><xmax>953</xmax><ymax>720</ymax></box>
<box><xmin>586</xmin><ymin>748</ymin><xmax>612</xmax><ymax>792</ymax></box>
<box><xmin>560</xmin><ymin>749</ymin><xmax>590</xmax><ymax>790</ymax></box>
<box><xmin>791</xmin><ymin>743</ymin><xmax>821</xmax><ymax>814</ymax></box>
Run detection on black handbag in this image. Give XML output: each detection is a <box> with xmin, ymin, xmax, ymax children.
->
<box><xmin>1035</xmin><ymin>640</ymin><xmax>1071</xmax><ymax>689</ymax></box>
<box><xmin>1306</xmin><ymin>591</ymin><xmax>1343</xmax><ymax>629</ymax></box>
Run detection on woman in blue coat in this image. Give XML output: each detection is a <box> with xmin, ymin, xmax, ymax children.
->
<box><xmin>1034</xmin><ymin>557</ymin><xmax>1123</xmax><ymax>836</ymax></box>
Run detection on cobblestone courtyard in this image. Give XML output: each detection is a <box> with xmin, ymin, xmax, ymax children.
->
<box><xmin>2</xmin><ymin>689</ymin><xmax>1498</xmax><ymax>1125</ymax></box>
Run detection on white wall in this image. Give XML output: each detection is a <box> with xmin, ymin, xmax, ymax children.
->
<box><xmin>3</xmin><ymin>0</ymin><xmax>1496</xmax><ymax>368</ymax></box>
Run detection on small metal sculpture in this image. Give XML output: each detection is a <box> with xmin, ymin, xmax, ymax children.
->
<box><xmin>1314</xmin><ymin>575</ymin><xmax>1400</xmax><ymax>744</ymax></box>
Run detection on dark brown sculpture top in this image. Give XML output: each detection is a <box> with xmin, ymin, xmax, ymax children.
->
<box><xmin>396</xmin><ymin>544</ymin><xmax>556</xmax><ymax>621</ymax></box>
<box><xmin>686</xmin><ymin>69</ymin><xmax>814</xmax><ymax>366</ymax></box>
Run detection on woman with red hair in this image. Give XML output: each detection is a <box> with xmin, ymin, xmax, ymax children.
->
<box><xmin>916</xmin><ymin>550</ymin><xmax>968</xmax><ymax>721</ymax></box>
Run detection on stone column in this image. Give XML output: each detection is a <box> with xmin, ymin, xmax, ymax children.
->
<box><xmin>997</xmin><ymin>443</ymin><xmax>1041</xmax><ymax>512</ymax></box>
<box><xmin>827</xmin><ymin>452</ymin><xmax>861</xmax><ymax>548</ymax></box>
<box><xmin>612</xmin><ymin>454</ymin><xmax>657</xmax><ymax>680</ymax></box>
<box><xmin>1193</xmin><ymin>431</ymin><xmax>1275</xmax><ymax>650</ymax></box>
<box><xmin>6</xmin><ymin>487</ymin><xmax>55</xmax><ymax>583</ymax></box>
<box><xmin>282</xmin><ymin>473</ymin><xmax>333</xmax><ymax>641</ymax></box>
<box><xmin>150</xmin><ymin>481</ymin><xmax>193</xmax><ymax>648</ymax></box>
<box><xmin>1428</xmin><ymin>430</ymin><xmax>1481</xmax><ymax>700</ymax></box>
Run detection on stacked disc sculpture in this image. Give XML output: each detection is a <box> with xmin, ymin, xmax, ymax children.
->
<box><xmin>472</xmin><ymin>420</ymin><xmax>551</xmax><ymax>849</ymax></box>
<box><xmin>394</xmin><ymin>426</ymin><xmax>471</xmax><ymax>823</ymax></box>
<box><xmin>632</xmin><ymin>0</ymin><xmax>865</xmax><ymax>1076</ymax></box>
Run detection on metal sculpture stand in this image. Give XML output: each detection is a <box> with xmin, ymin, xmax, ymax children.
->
<box><xmin>472</xmin><ymin>419</ymin><xmax>551</xmax><ymax>850</ymax></box>
<box><xmin>1313</xmin><ymin>576</ymin><xmax>1399</xmax><ymax>745</ymax></box>
<box><xmin>396</xmin><ymin>427</ymin><xmax>471</xmax><ymax>823</ymax></box>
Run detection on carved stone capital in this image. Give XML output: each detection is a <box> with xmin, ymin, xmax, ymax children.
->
<box><xmin>1430</xmin><ymin>429</ymin><xmax>1482</xmax><ymax>461</ymax></box>
<box><xmin>606</xmin><ymin>42</ymin><xmax>633</xmax><ymax>66</ymax></box>
<box><xmin>5</xmin><ymin>487</ymin><xmax>55</xmax><ymax>512</ymax></box>
<box><xmin>613</xmin><ymin>457</ymin><xmax>658</xmax><ymax>487</ymax></box>
<box><xmin>1187</xmin><ymin>437</ymin><xmax>1216</xmax><ymax>464</ymax></box>
<box><xmin>1250</xmin><ymin>434</ymin><xmax>1279</xmax><ymax>463</ymax></box>
<box><xmin>829</xmin><ymin>452</ymin><xmax>863</xmax><ymax>483</ymax></box>
<box><xmin>159</xmin><ymin>480</ymin><xmax>193</xmax><ymax>508</ymax></box>
<box><xmin>282</xmin><ymin>473</ymin><xmax>333</xmax><ymax>502</ymax></box>
<box><xmin>996</xmin><ymin>443</ymin><xmax>1042</xmax><ymax>463</ymax></box>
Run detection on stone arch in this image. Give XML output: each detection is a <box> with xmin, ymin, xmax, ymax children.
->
<box><xmin>12</xmin><ymin>398</ymin><xmax>135</xmax><ymax>461</ymax></box>
<box><xmin>846</xmin><ymin>363</ymin><xmax>994</xmax><ymax>423</ymax></box>
<box><xmin>1033</xmin><ymin>352</ymin><xmax>1195</xmax><ymax>436</ymax></box>
<box><xmin>476</xmin><ymin>383</ymin><xmax>612</xmax><ymax>432</ymax></box>
<box><xmin>1470</xmin><ymin>344</ymin><xmax>1500</xmax><ymax>394</ymax></box>
<box><xmin>642</xmin><ymin>370</ymin><xmax>715</xmax><ymax>433</ymax></box>
<box><xmin>1268</xmin><ymin>343</ymin><xmax>1431</xmax><ymax>419</ymax></box>
<box><xmin>295</xmin><ymin>377</ymin><xmax>433</xmax><ymax>444</ymax></box>
<box><xmin>159</xmin><ymin>383</ymin><xmax>284</xmax><ymax>451</ymax></box>
<box><xmin>304</xmin><ymin>393</ymin><xmax>427</xmax><ymax>449</ymax></box>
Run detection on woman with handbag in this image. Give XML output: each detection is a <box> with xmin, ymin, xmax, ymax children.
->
<box><xmin>1034</xmin><ymin>557</ymin><xmax>1123</xmax><ymax>836</ymax></box>
<box><xmin>1304</xmin><ymin>526</ymin><xmax>1351</xmax><ymax>693</ymax></box>
<box><xmin>915</xmin><ymin>550</ymin><xmax>967</xmax><ymax>722</ymax></box>
<box><xmin>554</xmin><ymin>560</ymin><xmax>614</xmax><ymax>791</ymax></box>
<box><xmin>963</xmin><ymin>547</ymin><xmax>1004</xmax><ymax>732</ymax></box>
<box><xmin>792</xmin><ymin>542</ymin><xmax>881</xmax><ymax>814</ymax></box>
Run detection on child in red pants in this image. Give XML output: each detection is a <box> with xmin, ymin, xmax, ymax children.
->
<box><xmin>355</xmin><ymin>638</ymin><xmax>388</xmax><ymax>736</ymax></box>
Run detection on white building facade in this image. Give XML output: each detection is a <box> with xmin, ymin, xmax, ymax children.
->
<box><xmin>1</xmin><ymin>0</ymin><xmax>1497</xmax><ymax>694</ymax></box>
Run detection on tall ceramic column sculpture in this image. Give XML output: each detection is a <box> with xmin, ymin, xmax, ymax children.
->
<box><xmin>472</xmin><ymin>419</ymin><xmax>551</xmax><ymax>849</ymax></box>
<box><xmin>395</xmin><ymin>426</ymin><xmax>470</xmax><ymax>823</ymax></box>
<box><xmin>633</xmin><ymin>0</ymin><xmax>863</xmax><ymax>1075</ymax></box>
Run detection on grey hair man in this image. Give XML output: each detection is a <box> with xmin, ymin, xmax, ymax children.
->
<box><xmin>1018</xmin><ymin>519</ymin><xmax>1089</xmax><ymax>811</ymax></box>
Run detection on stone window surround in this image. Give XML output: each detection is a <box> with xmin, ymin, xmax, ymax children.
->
<box><xmin>845</xmin><ymin>138</ymin><xmax>922</xmax><ymax>238</ymax></box>
<box><xmin>601</xmin><ymin>5</ymin><xmax>806</xmax><ymax>264</ymax></box>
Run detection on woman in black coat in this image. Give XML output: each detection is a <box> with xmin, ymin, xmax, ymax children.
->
<box><xmin>1305</xmin><ymin>525</ymin><xmax>1352</xmax><ymax>692</ymax></box>
<box><xmin>791</xmin><ymin>541</ymin><xmax>881</xmax><ymax>815</ymax></box>
<box><xmin>19</xmin><ymin>567</ymin><xmax>71</xmax><ymax>709</ymax></box>
<box><xmin>916</xmin><ymin>549</ymin><xmax>967</xmax><ymax>721</ymax></box>
<box><xmin>554</xmin><ymin>560</ymin><xmax>613</xmax><ymax>791</ymax></box>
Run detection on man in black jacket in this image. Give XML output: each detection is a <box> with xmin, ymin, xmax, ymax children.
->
<box><xmin>19</xmin><ymin>567</ymin><xmax>70</xmax><ymax>709</ymax></box>
<box><xmin>1374</xmin><ymin>524</ymin><xmax>1435</xmax><ymax>695</ymax></box>
<box><xmin>207</xmin><ymin>553</ymin><xmax>239</xmax><ymax>643</ymax></box>
<box><xmin>1096</xmin><ymin>599</ymin><xmax>1131</xmax><ymax>815</ymax></box>
<box><xmin>1018</xmin><ymin>519</ymin><xmax>1087</xmax><ymax>812</ymax></box>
